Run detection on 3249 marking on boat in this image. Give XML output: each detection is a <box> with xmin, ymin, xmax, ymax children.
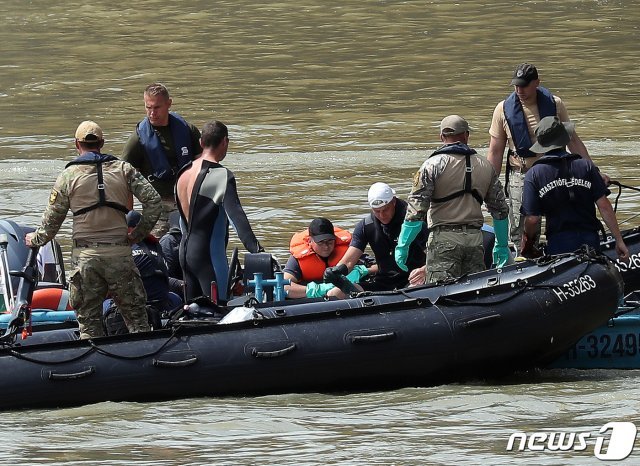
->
<box><xmin>563</xmin><ymin>333</ymin><xmax>640</xmax><ymax>360</ymax></box>
<box><xmin>551</xmin><ymin>275</ymin><xmax>597</xmax><ymax>303</ymax></box>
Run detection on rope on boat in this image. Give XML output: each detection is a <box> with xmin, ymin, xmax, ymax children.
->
<box><xmin>609</xmin><ymin>181</ymin><xmax>640</xmax><ymax>226</ymax></box>
<box><xmin>3</xmin><ymin>326</ymin><xmax>183</xmax><ymax>365</ymax></box>
<box><xmin>88</xmin><ymin>326</ymin><xmax>181</xmax><ymax>360</ymax></box>
<box><xmin>7</xmin><ymin>345</ymin><xmax>96</xmax><ymax>365</ymax></box>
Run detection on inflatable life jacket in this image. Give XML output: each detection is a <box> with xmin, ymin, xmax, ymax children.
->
<box><xmin>136</xmin><ymin>112</ymin><xmax>193</xmax><ymax>182</ymax></box>
<box><xmin>65</xmin><ymin>152</ymin><xmax>130</xmax><ymax>216</ymax></box>
<box><xmin>289</xmin><ymin>227</ymin><xmax>351</xmax><ymax>283</ymax></box>
<box><xmin>504</xmin><ymin>86</ymin><xmax>557</xmax><ymax>158</ymax></box>
<box><xmin>31</xmin><ymin>287</ymin><xmax>73</xmax><ymax>311</ymax></box>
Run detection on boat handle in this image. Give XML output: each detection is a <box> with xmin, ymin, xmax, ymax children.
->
<box><xmin>251</xmin><ymin>343</ymin><xmax>297</xmax><ymax>358</ymax></box>
<box><xmin>458</xmin><ymin>314</ymin><xmax>501</xmax><ymax>328</ymax></box>
<box><xmin>350</xmin><ymin>332</ymin><xmax>396</xmax><ymax>344</ymax></box>
<box><xmin>152</xmin><ymin>356</ymin><xmax>199</xmax><ymax>368</ymax></box>
<box><xmin>47</xmin><ymin>366</ymin><xmax>95</xmax><ymax>381</ymax></box>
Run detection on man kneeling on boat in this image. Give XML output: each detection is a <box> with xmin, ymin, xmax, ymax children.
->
<box><xmin>283</xmin><ymin>218</ymin><xmax>368</xmax><ymax>299</ymax></box>
<box><xmin>323</xmin><ymin>182</ymin><xmax>428</xmax><ymax>292</ymax></box>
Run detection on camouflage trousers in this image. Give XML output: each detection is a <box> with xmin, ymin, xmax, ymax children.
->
<box><xmin>507</xmin><ymin>169</ymin><xmax>540</xmax><ymax>247</ymax></box>
<box><xmin>426</xmin><ymin>227</ymin><xmax>485</xmax><ymax>284</ymax></box>
<box><xmin>151</xmin><ymin>198</ymin><xmax>177</xmax><ymax>238</ymax></box>
<box><xmin>68</xmin><ymin>248</ymin><xmax>149</xmax><ymax>339</ymax></box>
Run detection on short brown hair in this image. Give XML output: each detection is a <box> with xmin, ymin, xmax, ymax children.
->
<box><xmin>201</xmin><ymin>121</ymin><xmax>228</xmax><ymax>148</ymax></box>
<box><xmin>144</xmin><ymin>83</ymin><xmax>170</xmax><ymax>99</ymax></box>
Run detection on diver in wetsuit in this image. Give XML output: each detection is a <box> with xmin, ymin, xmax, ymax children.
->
<box><xmin>175</xmin><ymin>121</ymin><xmax>264</xmax><ymax>303</ymax></box>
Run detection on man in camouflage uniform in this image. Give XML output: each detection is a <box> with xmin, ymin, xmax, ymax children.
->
<box><xmin>26</xmin><ymin>121</ymin><xmax>162</xmax><ymax>339</ymax></box>
<box><xmin>394</xmin><ymin>115</ymin><xmax>510</xmax><ymax>284</ymax></box>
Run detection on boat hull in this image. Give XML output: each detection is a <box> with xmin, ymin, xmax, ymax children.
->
<box><xmin>549</xmin><ymin>227</ymin><xmax>640</xmax><ymax>369</ymax></box>
<box><xmin>0</xmin><ymin>253</ymin><xmax>622</xmax><ymax>410</ymax></box>
<box><xmin>549</xmin><ymin>306</ymin><xmax>640</xmax><ymax>369</ymax></box>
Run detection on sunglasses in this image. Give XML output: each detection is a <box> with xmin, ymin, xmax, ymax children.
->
<box><xmin>370</xmin><ymin>199</ymin><xmax>389</xmax><ymax>208</ymax></box>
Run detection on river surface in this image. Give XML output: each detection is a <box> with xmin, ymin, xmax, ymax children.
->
<box><xmin>1</xmin><ymin>0</ymin><xmax>640</xmax><ymax>464</ymax></box>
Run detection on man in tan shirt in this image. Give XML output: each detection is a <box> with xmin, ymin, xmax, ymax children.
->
<box><xmin>487</xmin><ymin>63</ymin><xmax>594</xmax><ymax>246</ymax></box>
<box><xmin>395</xmin><ymin>115</ymin><xmax>509</xmax><ymax>284</ymax></box>
<box><xmin>26</xmin><ymin>121</ymin><xmax>162</xmax><ymax>338</ymax></box>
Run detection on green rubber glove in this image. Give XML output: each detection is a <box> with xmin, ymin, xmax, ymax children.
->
<box><xmin>346</xmin><ymin>264</ymin><xmax>369</xmax><ymax>283</ymax></box>
<box><xmin>492</xmin><ymin>218</ymin><xmax>510</xmax><ymax>268</ymax></box>
<box><xmin>394</xmin><ymin>220</ymin><xmax>423</xmax><ymax>271</ymax></box>
<box><xmin>305</xmin><ymin>281</ymin><xmax>335</xmax><ymax>298</ymax></box>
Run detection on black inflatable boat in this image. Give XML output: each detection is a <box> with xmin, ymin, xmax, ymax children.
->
<box><xmin>0</xmin><ymin>247</ymin><xmax>623</xmax><ymax>411</ymax></box>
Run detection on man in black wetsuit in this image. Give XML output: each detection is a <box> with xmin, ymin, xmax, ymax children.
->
<box><xmin>175</xmin><ymin>121</ymin><xmax>264</xmax><ymax>303</ymax></box>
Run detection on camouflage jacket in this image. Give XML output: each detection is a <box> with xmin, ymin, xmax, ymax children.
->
<box><xmin>31</xmin><ymin>155</ymin><xmax>162</xmax><ymax>246</ymax></box>
<box><xmin>406</xmin><ymin>145</ymin><xmax>508</xmax><ymax>228</ymax></box>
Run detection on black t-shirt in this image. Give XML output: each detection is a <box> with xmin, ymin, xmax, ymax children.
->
<box><xmin>351</xmin><ymin>198</ymin><xmax>428</xmax><ymax>277</ymax></box>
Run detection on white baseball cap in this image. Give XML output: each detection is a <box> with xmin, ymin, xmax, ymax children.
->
<box><xmin>368</xmin><ymin>182</ymin><xmax>396</xmax><ymax>208</ymax></box>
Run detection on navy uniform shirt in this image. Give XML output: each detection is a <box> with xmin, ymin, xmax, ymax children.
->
<box><xmin>521</xmin><ymin>152</ymin><xmax>608</xmax><ymax>236</ymax></box>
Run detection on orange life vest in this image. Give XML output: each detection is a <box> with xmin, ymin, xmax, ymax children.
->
<box><xmin>289</xmin><ymin>227</ymin><xmax>352</xmax><ymax>283</ymax></box>
<box><xmin>31</xmin><ymin>287</ymin><xmax>74</xmax><ymax>311</ymax></box>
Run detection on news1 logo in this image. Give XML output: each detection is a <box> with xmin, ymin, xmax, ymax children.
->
<box><xmin>507</xmin><ymin>422</ymin><xmax>637</xmax><ymax>460</ymax></box>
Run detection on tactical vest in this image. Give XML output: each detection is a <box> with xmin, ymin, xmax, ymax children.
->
<box><xmin>65</xmin><ymin>152</ymin><xmax>129</xmax><ymax>216</ymax></box>
<box><xmin>430</xmin><ymin>143</ymin><xmax>484</xmax><ymax>205</ymax></box>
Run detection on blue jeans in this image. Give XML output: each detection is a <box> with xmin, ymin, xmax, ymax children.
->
<box><xmin>546</xmin><ymin>230</ymin><xmax>600</xmax><ymax>255</ymax></box>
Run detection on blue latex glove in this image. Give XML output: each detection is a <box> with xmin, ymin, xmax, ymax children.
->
<box><xmin>394</xmin><ymin>220</ymin><xmax>424</xmax><ymax>271</ymax></box>
<box><xmin>346</xmin><ymin>264</ymin><xmax>369</xmax><ymax>283</ymax></box>
<box><xmin>306</xmin><ymin>281</ymin><xmax>335</xmax><ymax>298</ymax></box>
<box><xmin>492</xmin><ymin>218</ymin><xmax>510</xmax><ymax>268</ymax></box>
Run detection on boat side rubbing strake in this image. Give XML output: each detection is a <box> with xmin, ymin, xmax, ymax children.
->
<box><xmin>0</xmin><ymin>249</ymin><xmax>622</xmax><ymax>411</ymax></box>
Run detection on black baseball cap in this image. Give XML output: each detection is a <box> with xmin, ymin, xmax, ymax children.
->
<box><xmin>510</xmin><ymin>63</ymin><xmax>539</xmax><ymax>86</ymax></box>
<box><xmin>309</xmin><ymin>218</ymin><xmax>336</xmax><ymax>242</ymax></box>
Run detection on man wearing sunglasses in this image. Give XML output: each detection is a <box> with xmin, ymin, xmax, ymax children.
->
<box><xmin>283</xmin><ymin>218</ymin><xmax>366</xmax><ymax>299</ymax></box>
